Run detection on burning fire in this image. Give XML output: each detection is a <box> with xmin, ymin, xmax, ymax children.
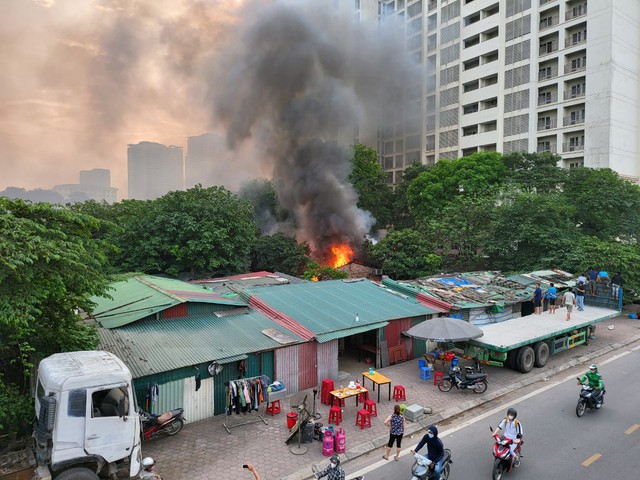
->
<box><xmin>329</xmin><ymin>244</ymin><xmax>354</xmax><ymax>268</ymax></box>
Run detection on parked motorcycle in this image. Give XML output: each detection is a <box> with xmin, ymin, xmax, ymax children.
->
<box><xmin>576</xmin><ymin>384</ymin><xmax>605</xmax><ymax>417</ymax></box>
<box><xmin>438</xmin><ymin>363</ymin><xmax>488</xmax><ymax>394</ymax></box>
<box><xmin>141</xmin><ymin>408</ymin><xmax>186</xmax><ymax>440</ymax></box>
<box><xmin>489</xmin><ymin>426</ymin><xmax>522</xmax><ymax>480</ymax></box>
<box><xmin>411</xmin><ymin>449</ymin><xmax>452</xmax><ymax>480</ymax></box>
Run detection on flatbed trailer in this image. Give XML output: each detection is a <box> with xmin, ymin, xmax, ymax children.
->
<box><xmin>460</xmin><ymin>306</ymin><xmax>621</xmax><ymax>373</ymax></box>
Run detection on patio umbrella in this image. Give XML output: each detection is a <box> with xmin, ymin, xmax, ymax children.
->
<box><xmin>406</xmin><ymin>317</ymin><xmax>484</xmax><ymax>342</ymax></box>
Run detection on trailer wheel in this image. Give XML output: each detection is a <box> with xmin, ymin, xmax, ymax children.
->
<box><xmin>505</xmin><ymin>350</ymin><xmax>518</xmax><ymax>370</ymax></box>
<box><xmin>516</xmin><ymin>346</ymin><xmax>535</xmax><ymax>373</ymax></box>
<box><xmin>533</xmin><ymin>341</ymin><xmax>550</xmax><ymax>368</ymax></box>
<box><xmin>54</xmin><ymin>467</ymin><xmax>99</xmax><ymax>480</ymax></box>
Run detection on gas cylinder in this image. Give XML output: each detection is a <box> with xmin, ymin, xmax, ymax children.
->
<box><xmin>322</xmin><ymin>430</ymin><xmax>334</xmax><ymax>456</ymax></box>
<box><xmin>334</xmin><ymin>427</ymin><xmax>346</xmax><ymax>453</ymax></box>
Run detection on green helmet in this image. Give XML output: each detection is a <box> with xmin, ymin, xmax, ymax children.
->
<box><xmin>589</xmin><ymin>364</ymin><xmax>598</xmax><ymax>372</ymax></box>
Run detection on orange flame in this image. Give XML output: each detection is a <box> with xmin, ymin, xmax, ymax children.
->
<box><xmin>329</xmin><ymin>244</ymin><xmax>354</xmax><ymax>268</ymax></box>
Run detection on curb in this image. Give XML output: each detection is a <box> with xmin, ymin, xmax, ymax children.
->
<box><xmin>284</xmin><ymin>332</ymin><xmax>640</xmax><ymax>480</ymax></box>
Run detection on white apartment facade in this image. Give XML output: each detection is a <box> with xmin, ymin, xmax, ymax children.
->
<box><xmin>377</xmin><ymin>0</ymin><xmax>640</xmax><ymax>184</ymax></box>
<box><xmin>127</xmin><ymin>142</ymin><xmax>184</xmax><ymax>200</ymax></box>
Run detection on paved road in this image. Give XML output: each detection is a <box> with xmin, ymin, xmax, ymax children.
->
<box><xmin>348</xmin><ymin>344</ymin><xmax>640</xmax><ymax>480</ymax></box>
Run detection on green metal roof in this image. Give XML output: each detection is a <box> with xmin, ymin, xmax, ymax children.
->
<box><xmin>244</xmin><ymin>279</ymin><xmax>436</xmax><ymax>335</ymax></box>
<box><xmin>89</xmin><ymin>276</ymin><xmax>248</xmax><ymax>329</ymax></box>
<box><xmin>97</xmin><ymin>310</ymin><xmax>303</xmax><ymax>378</ymax></box>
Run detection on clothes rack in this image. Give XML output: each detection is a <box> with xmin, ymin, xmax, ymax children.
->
<box><xmin>223</xmin><ymin>375</ymin><xmax>269</xmax><ymax>434</ymax></box>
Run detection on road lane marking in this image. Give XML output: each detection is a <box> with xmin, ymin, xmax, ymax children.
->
<box><xmin>581</xmin><ymin>453</ymin><xmax>601</xmax><ymax>467</ymax></box>
<box><xmin>625</xmin><ymin>424</ymin><xmax>640</xmax><ymax>435</ymax></box>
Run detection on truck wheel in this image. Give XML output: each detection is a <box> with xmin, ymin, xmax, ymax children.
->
<box><xmin>533</xmin><ymin>341</ymin><xmax>550</xmax><ymax>367</ymax></box>
<box><xmin>505</xmin><ymin>350</ymin><xmax>518</xmax><ymax>370</ymax></box>
<box><xmin>54</xmin><ymin>467</ymin><xmax>99</xmax><ymax>480</ymax></box>
<box><xmin>516</xmin><ymin>346</ymin><xmax>535</xmax><ymax>373</ymax></box>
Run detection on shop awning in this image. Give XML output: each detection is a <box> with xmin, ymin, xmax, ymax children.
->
<box><xmin>315</xmin><ymin>321</ymin><xmax>389</xmax><ymax>343</ymax></box>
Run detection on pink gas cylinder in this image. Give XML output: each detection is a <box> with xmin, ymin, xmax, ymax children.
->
<box><xmin>334</xmin><ymin>427</ymin><xmax>346</xmax><ymax>453</ymax></box>
<box><xmin>322</xmin><ymin>430</ymin><xmax>334</xmax><ymax>456</ymax></box>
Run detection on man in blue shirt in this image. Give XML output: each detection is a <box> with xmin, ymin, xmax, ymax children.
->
<box><xmin>532</xmin><ymin>283</ymin><xmax>543</xmax><ymax>315</ymax></box>
<box><xmin>546</xmin><ymin>283</ymin><xmax>557</xmax><ymax>314</ymax></box>
<box><xmin>588</xmin><ymin>268</ymin><xmax>598</xmax><ymax>295</ymax></box>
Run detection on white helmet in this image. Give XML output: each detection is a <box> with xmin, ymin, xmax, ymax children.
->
<box><xmin>141</xmin><ymin>457</ymin><xmax>155</xmax><ymax>470</ymax></box>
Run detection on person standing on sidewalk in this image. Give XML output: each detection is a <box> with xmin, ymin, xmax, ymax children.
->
<box><xmin>383</xmin><ymin>404</ymin><xmax>405</xmax><ymax>461</ymax></box>
<box><xmin>562</xmin><ymin>288</ymin><xmax>576</xmax><ymax>321</ymax></box>
<box><xmin>575</xmin><ymin>281</ymin><xmax>586</xmax><ymax>312</ymax></box>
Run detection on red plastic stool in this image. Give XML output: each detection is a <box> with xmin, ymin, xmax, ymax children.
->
<box><xmin>265</xmin><ymin>400</ymin><xmax>281</xmax><ymax>416</ymax></box>
<box><xmin>393</xmin><ymin>385</ymin><xmax>406</xmax><ymax>402</ymax></box>
<box><xmin>328</xmin><ymin>406</ymin><xmax>342</xmax><ymax>426</ymax></box>
<box><xmin>433</xmin><ymin>371</ymin><xmax>444</xmax><ymax>385</ymax></box>
<box><xmin>321</xmin><ymin>379</ymin><xmax>335</xmax><ymax>405</ymax></box>
<box><xmin>355</xmin><ymin>409</ymin><xmax>372</xmax><ymax>429</ymax></box>
<box><xmin>364</xmin><ymin>399</ymin><xmax>377</xmax><ymax>417</ymax></box>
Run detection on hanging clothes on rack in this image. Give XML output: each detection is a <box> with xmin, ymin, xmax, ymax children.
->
<box><xmin>222</xmin><ymin>375</ymin><xmax>269</xmax><ymax>434</ymax></box>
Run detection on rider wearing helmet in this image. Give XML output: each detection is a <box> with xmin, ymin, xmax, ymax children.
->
<box><xmin>139</xmin><ymin>457</ymin><xmax>162</xmax><ymax>479</ymax></box>
<box><xmin>577</xmin><ymin>364</ymin><xmax>605</xmax><ymax>407</ymax></box>
<box><xmin>411</xmin><ymin>425</ymin><xmax>445</xmax><ymax>480</ymax></box>
<box><xmin>492</xmin><ymin>408</ymin><xmax>523</xmax><ymax>467</ymax></box>
<box><xmin>315</xmin><ymin>454</ymin><xmax>345</xmax><ymax>480</ymax></box>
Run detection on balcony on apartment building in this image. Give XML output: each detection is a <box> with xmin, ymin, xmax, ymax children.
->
<box><xmin>564</xmin><ymin>84</ymin><xmax>586</xmax><ymax>101</ymax></box>
<box><xmin>538</xmin><ymin>92</ymin><xmax>558</xmax><ymax>106</ymax></box>
<box><xmin>563</xmin><ymin>113</ymin><xmax>586</xmax><ymax>126</ymax></box>
<box><xmin>540</xmin><ymin>0</ymin><xmax>557</xmax><ymax>5</ymax></box>
<box><xmin>539</xmin><ymin>65</ymin><xmax>559</xmax><ymax>81</ymax></box>
<box><xmin>539</xmin><ymin>13</ymin><xmax>560</xmax><ymax>32</ymax></box>
<box><xmin>565</xmin><ymin>30</ymin><xmax>587</xmax><ymax>48</ymax></box>
<box><xmin>562</xmin><ymin>140</ymin><xmax>585</xmax><ymax>152</ymax></box>
<box><xmin>564</xmin><ymin>58</ymin><xmax>586</xmax><ymax>74</ymax></box>
<box><xmin>537</xmin><ymin>142</ymin><xmax>558</xmax><ymax>153</ymax></box>
<box><xmin>566</xmin><ymin>3</ymin><xmax>587</xmax><ymax>21</ymax></box>
<box><xmin>428</xmin><ymin>1</ymin><xmax>437</xmax><ymax>13</ymax></box>
<box><xmin>539</xmin><ymin>39</ymin><xmax>559</xmax><ymax>56</ymax></box>
<box><xmin>537</xmin><ymin>118</ymin><xmax>558</xmax><ymax>131</ymax></box>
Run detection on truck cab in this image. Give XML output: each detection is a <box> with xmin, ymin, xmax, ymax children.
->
<box><xmin>33</xmin><ymin>351</ymin><xmax>141</xmax><ymax>480</ymax></box>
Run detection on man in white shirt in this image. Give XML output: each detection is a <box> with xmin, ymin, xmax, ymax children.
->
<box><xmin>562</xmin><ymin>288</ymin><xmax>576</xmax><ymax>321</ymax></box>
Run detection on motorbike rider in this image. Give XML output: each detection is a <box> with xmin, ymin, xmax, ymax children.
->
<box><xmin>577</xmin><ymin>364</ymin><xmax>605</xmax><ymax>407</ymax></box>
<box><xmin>411</xmin><ymin>425</ymin><xmax>445</xmax><ymax>480</ymax></box>
<box><xmin>139</xmin><ymin>457</ymin><xmax>161</xmax><ymax>479</ymax></box>
<box><xmin>314</xmin><ymin>454</ymin><xmax>345</xmax><ymax>480</ymax></box>
<box><xmin>492</xmin><ymin>408</ymin><xmax>523</xmax><ymax>467</ymax></box>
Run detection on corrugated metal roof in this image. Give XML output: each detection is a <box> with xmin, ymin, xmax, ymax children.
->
<box><xmin>316</xmin><ymin>321</ymin><xmax>389</xmax><ymax>343</ymax></box>
<box><xmin>244</xmin><ymin>279</ymin><xmax>436</xmax><ymax>335</ymax></box>
<box><xmin>89</xmin><ymin>276</ymin><xmax>247</xmax><ymax>329</ymax></box>
<box><xmin>97</xmin><ymin>310</ymin><xmax>304</xmax><ymax>378</ymax></box>
<box><xmin>382</xmin><ymin>278</ymin><xmax>452</xmax><ymax>313</ymax></box>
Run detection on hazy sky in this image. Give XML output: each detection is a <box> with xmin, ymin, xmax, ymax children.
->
<box><xmin>1</xmin><ymin>0</ymin><xmax>249</xmax><ymax>198</ymax></box>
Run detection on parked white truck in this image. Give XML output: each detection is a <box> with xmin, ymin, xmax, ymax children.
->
<box><xmin>32</xmin><ymin>350</ymin><xmax>142</xmax><ymax>480</ymax></box>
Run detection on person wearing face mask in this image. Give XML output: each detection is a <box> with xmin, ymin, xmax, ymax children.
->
<box><xmin>314</xmin><ymin>454</ymin><xmax>345</xmax><ymax>480</ymax></box>
<box><xmin>492</xmin><ymin>408</ymin><xmax>523</xmax><ymax>467</ymax></box>
<box><xmin>411</xmin><ymin>425</ymin><xmax>444</xmax><ymax>480</ymax></box>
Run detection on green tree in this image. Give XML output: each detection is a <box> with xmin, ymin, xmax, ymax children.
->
<box><xmin>370</xmin><ymin>229</ymin><xmax>442</xmax><ymax>279</ymax></box>
<box><xmin>563</xmin><ymin>168</ymin><xmax>640</xmax><ymax>242</ymax></box>
<box><xmin>349</xmin><ymin>144</ymin><xmax>394</xmax><ymax>230</ymax></box>
<box><xmin>110</xmin><ymin>186</ymin><xmax>258</xmax><ymax>277</ymax></box>
<box><xmin>0</xmin><ymin>198</ymin><xmax>113</xmax><ymax>434</ymax></box>
<box><xmin>301</xmin><ymin>262</ymin><xmax>348</xmax><ymax>281</ymax></box>
<box><xmin>392</xmin><ymin>162</ymin><xmax>430</xmax><ymax>229</ymax></box>
<box><xmin>407</xmin><ymin>152</ymin><xmax>506</xmax><ymax>220</ymax></box>
<box><xmin>251</xmin><ymin>233</ymin><xmax>310</xmax><ymax>275</ymax></box>
<box><xmin>484</xmin><ymin>191</ymin><xmax>578</xmax><ymax>271</ymax></box>
<box><xmin>502</xmin><ymin>151</ymin><xmax>567</xmax><ymax>193</ymax></box>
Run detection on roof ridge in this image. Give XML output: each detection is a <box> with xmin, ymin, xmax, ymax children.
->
<box><xmin>136</xmin><ymin>275</ymin><xmax>186</xmax><ymax>303</ymax></box>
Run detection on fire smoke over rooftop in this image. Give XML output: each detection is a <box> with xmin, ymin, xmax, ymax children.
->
<box><xmin>211</xmin><ymin>1</ymin><xmax>418</xmax><ymax>261</ymax></box>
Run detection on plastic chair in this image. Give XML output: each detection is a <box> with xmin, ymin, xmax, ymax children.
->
<box><xmin>433</xmin><ymin>371</ymin><xmax>444</xmax><ymax>385</ymax></box>
<box><xmin>393</xmin><ymin>385</ymin><xmax>406</xmax><ymax>402</ymax></box>
<box><xmin>265</xmin><ymin>400</ymin><xmax>281</xmax><ymax>416</ymax></box>
<box><xmin>419</xmin><ymin>365</ymin><xmax>432</xmax><ymax>381</ymax></box>
<box><xmin>328</xmin><ymin>406</ymin><xmax>342</xmax><ymax>426</ymax></box>
<box><xmin>364</xmin><ymin>399</ymin><xmax>377</xmax><ymax>417</ymax></box>
<box><xmin>355</xmin><ymin>409</ymin><xmax>372</xmax><ymax>429</ymax></box>
<box><xmin>418</xmin><ymin>358</ymin><xmax>427</xmax><ymax>369</ymax></box>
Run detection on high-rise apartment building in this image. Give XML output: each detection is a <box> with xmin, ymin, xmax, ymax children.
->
<box><xmin>53</xmin><ymin>168</ymin><xmax>118</xmax><ymax>203</ymax></box>
<box><xmin>127</xmin><ymin>142</ymin><xmax>184</xmax><ymax>200</ymax></box>
<box><xmin>378</xmin><ymin>0</ymin><xmax>640</xmax><ymax>183</ymax></box>
<box><xmin>185</xmin><ymin>133</ymin><xmax>226</xmax><ymax>188</ymax></box>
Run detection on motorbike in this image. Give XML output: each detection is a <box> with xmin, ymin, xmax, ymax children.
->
<box><xmin>311</xmin><ymin>463</ymin><xmax>364</xmax><ymax>479</ymax></box>
<box><xmin>141</xmin><ymin>408</ymin><xmax>186</xmax><ymax>440</ymax></box>
<box><xmin>411</xmin><ymin>450</ymin><xmax>452</xmax><ymax>480</ymax></box>
<box><xmin>576</xmin><ymin>384</ymin><xmax>605</xmax><ymax>417</ymax></box>
<box><xmin>489</xmin><ymin>427</ymin><xmax>522</xmax><ymax>480</ymax></box>
<box><xmin>438</xmin><ymin>363</ymin><xmax>488</xmax><ymax>394</ymax></box>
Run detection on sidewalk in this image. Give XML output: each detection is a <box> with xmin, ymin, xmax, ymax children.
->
<box><xmin>141</xmin><ymin>313</ymin><xmax>640</xmax><ymax>480</ymax></box>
